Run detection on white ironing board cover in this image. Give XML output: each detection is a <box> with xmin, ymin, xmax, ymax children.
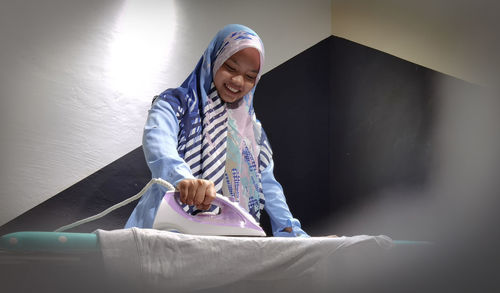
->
<box><xmin>97</xmin><ymin>228</ymin><xmax>392</xmax><ymax>292</ymax></box>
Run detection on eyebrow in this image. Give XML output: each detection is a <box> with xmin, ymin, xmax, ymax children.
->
<box><xmin>228</xmin><ymin>58</ymin><xmax>259</xmax><ymax>73</ymax></box>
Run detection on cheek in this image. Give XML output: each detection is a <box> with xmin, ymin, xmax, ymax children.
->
<box><xmin>214</xmin><ymin>72</ymin><xmax>225</xmax><ymax>92</ymax></box>
<box><xmin>243</xmin><ymin>81</ymin><xmax>256</xmax><ymax>95</ymax></box>
<box><xmin>215</xmin><ymin>71</ymin><xmax>230</xmax><ymax>86</ymax></box>
<box><xmin>214</xmin><ymin>71</ymin><xmax>221</xmax><ymax>84</ymax></box>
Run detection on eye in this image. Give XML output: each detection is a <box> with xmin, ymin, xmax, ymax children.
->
<box><xmin>224</xmin><ymin>63</ymin><xmax>236</xmax><ymax>72</ymax></box>
<box><xmin>246</xmin><ymin>74</ymin><xmax>257</xmax><ymax>81</ymax></box>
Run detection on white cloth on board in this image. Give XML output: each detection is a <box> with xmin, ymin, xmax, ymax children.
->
<box><xmin>96</xmin><ymin>228</ymin><xmax>393</xmax><ymax>292</ymax></box>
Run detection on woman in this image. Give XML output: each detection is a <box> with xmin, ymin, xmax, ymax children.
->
<box><xmin>125</xmin><ymin>24</ymin><xmax>308</xmax><ymax>237</ymax></box>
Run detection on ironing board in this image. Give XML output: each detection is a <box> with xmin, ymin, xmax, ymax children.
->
<box><xmin>1</xmin><ymin>230</ymin><xmax>431</xmax><ymax>293</ymax></box>
<box><xmin>0</xmin><ymin>231</ymin><xmax>105</xmax><ymax>293</ymax></box>
<box><xmin>0</xmin><ymin>230</ymin><xmax>427</xmax><ymax>251</ymax></box>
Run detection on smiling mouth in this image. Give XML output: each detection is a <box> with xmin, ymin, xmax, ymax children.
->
<box><xmin>225</xmin><ymin>83</ymin><xmax>240</xmax><ymax>94</ymax></box>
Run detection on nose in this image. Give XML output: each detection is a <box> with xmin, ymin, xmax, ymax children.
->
<box><xmin>231</xmin><ymin>74</ymin><xmax>244</xmax><ymax>86</ymax></box>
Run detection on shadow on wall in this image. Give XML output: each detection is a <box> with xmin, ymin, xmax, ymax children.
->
<box><xmin>256</xmin><ymin>36</ymin><xmax>500</xmax><ymax>244</ymax></box>
<box><xmin>256</xmin><ymin>36</ymin><xmax>438</xmax><ymax>239</ymax></box>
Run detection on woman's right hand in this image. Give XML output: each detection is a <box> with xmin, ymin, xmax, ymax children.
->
<box><xmin>177</xmin><ymin>179</ymin><xmax>216</xmax><ymax>210</ymax></box>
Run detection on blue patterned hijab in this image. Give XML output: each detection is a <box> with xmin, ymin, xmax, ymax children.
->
<box><xmin>156</xmin><ymin>24</ymin><xmax>272</xmax><ymax>221</ymax></box>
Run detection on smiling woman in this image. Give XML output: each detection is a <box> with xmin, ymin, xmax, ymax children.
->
<box><xmin>125</xmin><ymin>24</ymin><xmax>309</xmax><ymax>237</ymax></box>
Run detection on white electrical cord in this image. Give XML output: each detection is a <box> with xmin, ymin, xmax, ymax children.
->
<box><xmin>54</xmin><ymin>178</ymin><xmax>175</xmax><ymax>232</ymax></box>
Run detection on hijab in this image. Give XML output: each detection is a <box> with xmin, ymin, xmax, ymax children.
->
<box><xmin>156</xmin><ymin>24</ymin><xmax>272</xmax><ymax>221</ymax></box>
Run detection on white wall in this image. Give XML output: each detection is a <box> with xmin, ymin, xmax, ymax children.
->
<box><xmin>332</xmin><ymin>0</ymin><xmax>500</xmax><ymax>88</ymax></box>
<box><xmin>0</xmin><ymin>0</ymin><xmax>331</xmax><ymax>226</ymax></box>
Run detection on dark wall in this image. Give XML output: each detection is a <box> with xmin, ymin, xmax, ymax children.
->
<box><xmin>329</xmin><ymin>37</ymin><xmax>435</xmax><ymax>202</ymax></box>
<box><xmin>253</xmin><ymin>38</ymin><xmax>332</xmax><ymax>234</ymax></box>
<box><xmin>255</xmin><ymin>36</ymin><xmax>443</xmax><ymax>236</ymax></box>
<box><xmin>0</xmin><ymin>36</ymin><xmax>480</xmax><ymax>238</ymax></box>
<box><xmin>0</xmin><ymin>147</ymin><xmax>150</xmax><ymax>234</ymax></box>
<box><xmin>327</xmin><ymin>37</ymin><xmax>439</xmax><ymax>237</ymax></box>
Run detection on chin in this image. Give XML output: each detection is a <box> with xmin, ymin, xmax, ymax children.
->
<box><xmin>219</xmin><ymin>93</ymin><xmax>242</xmax><ymax>104</ymax></box>
<box><xmin>222</xmin><ymin>97</ymin><xmax>239</xmax><ymax>103</ymax></box>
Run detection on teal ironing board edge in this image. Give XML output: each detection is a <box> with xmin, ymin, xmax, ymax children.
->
<box><xmin>0</xmin><ymin>231</ymin><xmax>99</xmax><ymax>252</ymax></box>
<box><xmin>0</xmin><ymin>231</ymin><xmax>430</xmax><ymax>252</ymax></box>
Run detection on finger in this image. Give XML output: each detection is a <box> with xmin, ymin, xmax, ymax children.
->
<box><xmin>178</xmin><ymin>181</ymin><xmax>189</xmax><ymax>204</ymax></box>
<box><xmin>186</xmin><ymin>181</ymin><xmax>196</xmax><ymax>206</ymax></box>
<box><xmin>193</xmin><ymin>180</ymin><xmax>208</xmax><ymax>206</ymax></box>
<box><xmin>195</xmin><ymin>203</ymin><xmax>211</xmax><ymax>211</ymax></box>
<box><xmin>203</xmin><ymin>182</ymin><xmax>216</xmax><ymax>206</ymax></box>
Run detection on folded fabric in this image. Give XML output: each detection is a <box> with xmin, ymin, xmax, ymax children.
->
<box><xmin>97</xmin><ymin>228</ymin><xmax>393</xmax><ymax>292</ymax></box>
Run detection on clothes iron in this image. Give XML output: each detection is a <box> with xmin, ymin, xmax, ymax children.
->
<box><xmin>53</xmin><ymin>178</ymin><xmax>265</xmax><ymax>236</ymax></box>
<box><xmin>152</xmin><ymin>191</ymin><xmax>266</xmax><ymax>236</ymax></box>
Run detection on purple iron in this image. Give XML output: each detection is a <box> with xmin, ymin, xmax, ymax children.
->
<box><xmin>152</xmin><ymin>191</ymin><xmax>266</xmax><ymax>237</ymax></box>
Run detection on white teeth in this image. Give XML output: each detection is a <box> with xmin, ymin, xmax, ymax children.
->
<box><xmin>226</xmin><ymin>84</ymin><xmax>239</xmax><ymax>93</ymax></box>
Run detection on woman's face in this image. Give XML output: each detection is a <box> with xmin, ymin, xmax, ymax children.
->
<box><xmin>214</xmin><ymin>47</ymin><xmax>260</xmax><ymax>103</ymax></box>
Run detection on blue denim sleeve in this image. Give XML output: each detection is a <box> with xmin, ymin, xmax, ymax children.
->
<box><xmin>262</xmin><ymin>161</ymin><xmax>309</xmax><ymax>238</ymax></box>
<box><xmin>124</xmin><ymin>98</ymin><xmax>194</xmax><ymax>228</ymax></box>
